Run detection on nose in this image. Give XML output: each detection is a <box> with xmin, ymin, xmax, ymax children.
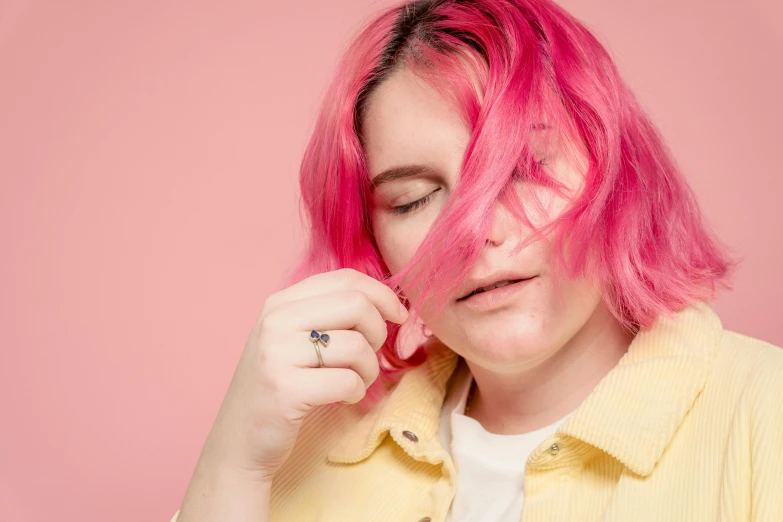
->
<box><xmin>485</xmin><ymin>198</ymin><xmax>521</xmax><ymax>248</ymax></box>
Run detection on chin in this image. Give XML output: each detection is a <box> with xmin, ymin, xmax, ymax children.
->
<box><xmin>445</xmin><ymin>315</ymin><xmax>557</xmax><ymax>370</ymax></box>
<box><xmin>480</xmin><ymin>331</ymin><xmax>554</xmax><ymax>364</ymax></box>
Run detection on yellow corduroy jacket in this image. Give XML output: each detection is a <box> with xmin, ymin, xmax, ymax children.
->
<box><xmin>171</xmin><ymin>301</ymin><xmax>783</xmax><ymax>522</ymax></box>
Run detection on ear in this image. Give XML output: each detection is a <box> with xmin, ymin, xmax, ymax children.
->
<box><xmin>393</xmin><ymin>308</ymin><xmax>432</xmax><ymax>359</ymax></box>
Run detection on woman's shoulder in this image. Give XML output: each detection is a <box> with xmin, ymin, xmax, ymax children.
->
<box><xmin>710</xmin><ymin>328</ymin><xmax>783</xmax><ymax>421</ymax></box>
<box><xmin>715</xmin><ymin>328</ymin><xmax>783</xmax><ymax>381</ymax></box>
<box><xmin>712</xmin><ymin>328</ymin><xmax>783</xmax><ymax>506</ymax></box>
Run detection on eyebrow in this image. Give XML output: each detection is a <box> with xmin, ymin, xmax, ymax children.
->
<box><xmin>369</xmin><ymin>123</ymin><xmax>551</xmax><ymax>191</ymax></box>
<box><xmin>369</xmin><ymin>164</ymin><xmax>433</xmax><ymax>191</ymax></box>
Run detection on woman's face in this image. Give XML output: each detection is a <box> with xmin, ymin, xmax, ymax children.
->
<box><xmin>363</xmin><ymin>66</ymin><xmax>604</xmax><ymax>373</ymax></box>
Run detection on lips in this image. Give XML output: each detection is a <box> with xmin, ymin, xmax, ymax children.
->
<box><xmin>456</xmin><ymin>277</ymin><xmax>534</xmax><ymax>301</ymax></box>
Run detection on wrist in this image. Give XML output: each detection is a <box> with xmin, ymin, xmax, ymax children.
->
<box><xmin>179</xmin><ymin>458</ymin><xmax>273</xmax><ymax>522</ymax></box>
<box><xmin>199</xmin><ymin>431</ymin><xmax>275</xmax><ymax>486</ymax></box>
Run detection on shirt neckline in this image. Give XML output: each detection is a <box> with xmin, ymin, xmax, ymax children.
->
<box><xmin>438</xmin><ymin>356</ymin><xmax>576</xmax><ymax>451</ymax></box>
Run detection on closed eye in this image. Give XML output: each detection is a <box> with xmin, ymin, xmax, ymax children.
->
<box><xmin>390</xmin><ymin>188</ymin><xmax>442</xmax><ymax>215</ymax></box>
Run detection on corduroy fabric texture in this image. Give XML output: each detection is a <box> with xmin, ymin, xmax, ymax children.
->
<box><xmin>171</xmin><ymin>301</ymin><xmax>783</xmax><ymax>521</ymax></box>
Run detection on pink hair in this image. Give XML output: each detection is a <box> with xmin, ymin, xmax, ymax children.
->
<box><xmin>283</xmin><ymin>0</ymin><xmax>739</xmax><ymax>381</ymax></box>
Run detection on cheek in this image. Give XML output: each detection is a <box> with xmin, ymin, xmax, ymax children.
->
<box><xmin>373</xmin><ymin>216</ymin><xmax>429</xmax><ymax>275</ymax></box>
<box><xmin>549</xmin><ymin>276</ymin><xmax>603</xmax><ymax>337</ymax></box>
<box><xmin>517</xmin><ymin>183</ymin><xmax>571</xmax><ymax>230</ymax></box>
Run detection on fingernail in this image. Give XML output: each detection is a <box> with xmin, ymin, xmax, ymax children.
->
<box><xmin>399</xmin><ymin>303</ymin><xmax>409</xmax><ymax>319</ymax></box>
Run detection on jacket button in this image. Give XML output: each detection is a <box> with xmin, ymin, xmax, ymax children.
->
<box><xmin>417</xmin><ymin>518</ymin><xmax>432</xmax><ymax>522</ymax></box>
<box><xmin>549</xmin><ymin>442</ymin><xmax>560</xmax><ymax>455</ymax></box>
<box><xmin>402</xmin><ymin>430</ymin><xmax>419</xmax><ymax>442</ymax></box>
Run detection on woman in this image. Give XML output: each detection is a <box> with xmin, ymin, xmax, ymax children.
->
<box><xmin>172</xmin><ymin>0</ymin><xmax>783</xmax><ymax>520</ymax></box>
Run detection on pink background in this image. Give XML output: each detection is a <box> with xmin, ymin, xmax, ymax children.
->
<box><xmin>1</xmin><ymin>0</ymin><xmax>781</xmax><ymax>520</ymax></box>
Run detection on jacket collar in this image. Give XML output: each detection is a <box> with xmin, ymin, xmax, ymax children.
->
<box><xmin>327</xmin><ymin>301</ymin><xmax>723</xmax><ymax>476</ymax></box>
<box><xmin>326</xmin><ymin>338</ymin><xmax>459</xmax><ymax>465</ymax></box>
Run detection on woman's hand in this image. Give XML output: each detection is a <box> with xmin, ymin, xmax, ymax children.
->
<box><xmin>177</xmin><ymin>268</ymin><xmax>408</xmax><ymax>521</ymax></box>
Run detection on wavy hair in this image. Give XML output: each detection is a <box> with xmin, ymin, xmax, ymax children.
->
<box><xmin>283</xmin><ymin>0</ymin><xmax>739</xmax><ymax>380</ymax></box>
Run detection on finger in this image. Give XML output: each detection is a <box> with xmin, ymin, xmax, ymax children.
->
<box><xmin>264</xmin><ymin>268</ymin><xmax>408</xmax><ymax>325</ymax></box>
<box><xmin>290</xmin><ymin>367</ymin><xmax>368</xmax><ymax>406</ymax></box>
<box><xmin>294</xmin><ymin>330</ymin><xmax>380</xmax><ymax>388</ymax></box>
<box><xmin>266</xmin><ymin>290</ymin><xmax>389</xmax><ymax>351</ymax></box>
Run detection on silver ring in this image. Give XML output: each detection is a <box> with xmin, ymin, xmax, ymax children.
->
<box><xmin>309</xmin><ymin>330</ymin><xmax>329</xmax><ymax>368</ymax></box>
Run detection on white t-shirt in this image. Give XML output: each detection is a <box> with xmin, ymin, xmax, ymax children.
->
<box><xmin>439</xmin><ymin>357</ymin><xmax>574</xmax><ymax>522</ymax></box>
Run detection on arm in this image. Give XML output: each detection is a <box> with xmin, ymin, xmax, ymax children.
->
<box><xmin>748</xmin><ymin>344</ymin><xmax>783</xmax><ymax>522</ymax></box>
<box><xmin>172</xmin><ymin>448</ymin><xmax>272</xmax><ymax>522</ymax></box>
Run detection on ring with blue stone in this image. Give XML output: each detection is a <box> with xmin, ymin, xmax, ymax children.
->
<box><xmin>309</xmin><ymin>330</ymin><xmax>327</xmax><ymax>367</ymax></box>
<box><xmin>310</xmin><ymin>329</ymin><xmax>330</xmax><ymax>347</ymax></box>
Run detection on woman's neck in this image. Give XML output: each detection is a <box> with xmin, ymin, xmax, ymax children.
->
<box><xmin>463</xmin><ymin>302</ymin><xmax>635</xmax><ymax>435</ymax></box>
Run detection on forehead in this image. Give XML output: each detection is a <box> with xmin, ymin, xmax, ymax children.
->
<box><xmin>360</xmin><ymin>65</ymin><xmax>588</xmax><ymax>197</ymax></box>
<box><xmin>360</xmin><ymin>67</ymin><xmax>472</xmax><ymax>180</ymax></box>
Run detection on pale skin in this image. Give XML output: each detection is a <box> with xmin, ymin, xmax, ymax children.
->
<box><xmin>363</xmin><ymin>65</ymin><xmax>636</xmax><ymax>434</ymax></box>
<box><xmin>177</xmin><ymin>65</ymin><xmax>635</xmax><ymax>521</ymax></box>
<box><xmin>178</xmin><ymin>269</ymin><xmax>409</xmax><ymax>522</ymax></box>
